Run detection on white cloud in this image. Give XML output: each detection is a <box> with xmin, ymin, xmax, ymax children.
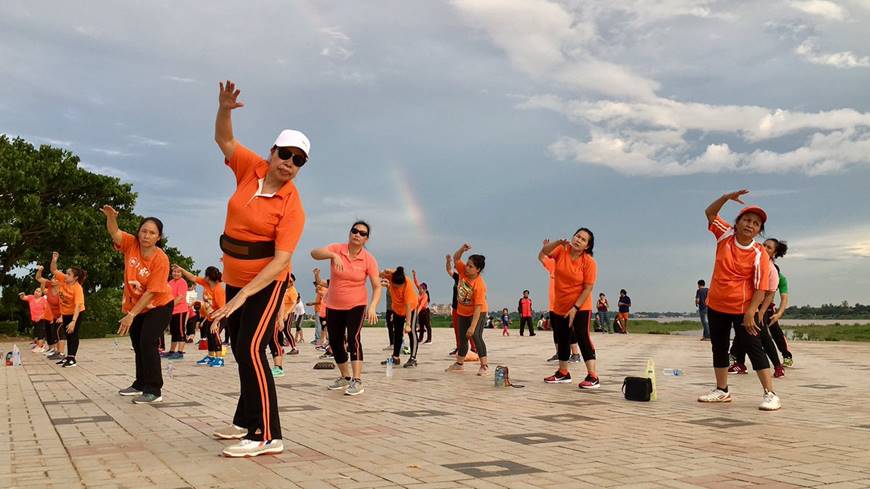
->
<box><xmin>788</xmin><ymin>0</ymin><xmax>848</xmax><ymax>20</ymax></box>
<box><xmin>162</xmin><ymin>75</ymin><xmax>197</xmax><ymax>83</ymax></box>
<box><xmin>319</xmin><ymin>26</ymin><xmax>354</xmax><ymax>60</ymax></box>
<box><xmin>795</xmin><ymin>39</ymin><xmax>870</xmax><ymax>68</ymax></box>
<box><xmin>79</xmin><ymin>162</ymin><xmax>128</xmax><ymax>179</ymax></box>
<box><xmin>788</xmin><ymin>224</ymin><xmax>870</xmax><ymax>260</ymax></box>
<box><xmin>129</xmin><ymin>135</ymin><xmax>169</xmax><ymax>147</ymax></box>
<box><xmin>91</xmin><ymin>148</ymin><xmax>132</xmax><ymax>157</ymax></box>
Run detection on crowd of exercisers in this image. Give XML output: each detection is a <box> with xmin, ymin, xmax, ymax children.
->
<box><xmin>13</xmin><ymin>80</ymin><xmax>795</xmax><ymax>458</ymax></box>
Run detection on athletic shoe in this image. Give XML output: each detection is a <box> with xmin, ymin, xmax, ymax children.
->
<box><xmin>315</xmin><ymin>345</ymin><xmax>327</xmax><ymax>352</ymax></box>
<box><xmin>773</xmin><ymin>365</ymin><xmax>785</xmax><ymax>378</ymax></box>
<box><xmin>380</xmin><ymin>357</ymin><xmax>400</xmax><ymax>366</ymax></box>
<box><xmin>118</xmin><ymin>386</ymin><xmax>142</xmax><ymax>397</ymax></box>
<box><xmin>729</xmin><ymin>354</ymin><xmax>737</xmax><ymax>364</ymax></box>
<box><xmin>477</xmin><ymin>365</ymin><xmax>489</xmax><ymax>376</ymax></box>
<box><xmin>159</xmin><ymin>351</ymin><xmax>169</xmax><ymax>358</ymax></box>
<box><xmin>222</xmin><ymin>439</ymin><xmax>283</xmax><ymax>458</ymax></box>
<box><xmin>345</xmin><ymin>379</ymin><xmax>364</xmax><ymax>396</ymax></box>
<box><xmin>448</xmin><ymin>348</ymin><xmax>457</xmax><ymax>355</ymax></box>
<box><xmin>727</xmin><ymin>363</ymin><xmax>748</xmax><ymax>375</ymax></box>
<box><xmin>402</xmin><ymin>346</ymin><xmax>411</xmax><ymax>355</ymax></box>
<box><xmin>213</xmin><ymin>424</ymin><xmax>247</xmax><ymax>440</ymax></box>
<box><xmin>403</xmin><ymin>358</ymin><xmax>418</xmax><ymax>368</ymax></box>
<box><xmin>209</xmin><ymin>358</ymin><xmax>225</xmax><ymax>367</ymax></box>
<box><xmin>287</xmin><ymin>349</ymin><xmax>299</xmax><ymax>355</ymax></box>
<box><xmin>327</xmin><ymin>377</ymin><xmax>351</xmax><ymax>390</ymax></box>
<box><xmin>48</xmin><ymin>353</ymin><xmax>64</xmax><ymax>360</ymax></box>
<box><xmin>445</xmin><ymin>362</ymin><xmax>464</xmax><ymax>372</ymax></box>
<box><xmin>319</xmin><ymin>352</ymin><xmax>334</xmax><ymax>359</ymax></box>
<box><xmin>578</xmin><ymin>376</ymin><xmax>600</xmax><ymax>389</ymax></box>
<box><xmin>271</xmin><ymin>366</ymin><xmax>284</xmax><ymax>378</ymax></box>
<box><xmin>529</xmin><ymin>333</ymin><xmax>536</xmax><ymax>337</ymax></box>
<box><xmin>43</xmin><ymin>348</ymin><xmax>56</xmax><ymax>356</ymax></box>
<box><xmin>55</xmin><ymin>358</ymin><xmax>66</xmax><ymax>365</ymax></box>
<box><xmin>569</xmin><ymin>354</ymin><xmax>582</xmax><ymax>363</ymax></box>
<box><xmin>544</xmin><ymin>370</ymin><xmax>572</xmax><ymax>384</ymax></box>
<box><xmin>424</xmin><ymin>340</ymin><xmax>433</xmax><ymax>344</ymax></box>
<box><xmin>697</xmin><ymin>388</ymin><xmax>732</xmax><ymax>403</ymax></box>
<box><xmin>61</xmin><ymin>358</ymin><xmax>77</xmax><ymax>368</ymax></box>
<box><xmin>132</xmin><ymin>393</ymin><xmax>162</xmax><ymax>404</ymax></box>
<box><xmin>167</xmin><ymin>352</ymin><xmax>184</xmax><ymax>361</ymax></box>
<box><xmin>759</xmin><ymin>391</ymin><xmax>782</xmax><ymax>411</ymax></box>
<box><xmin>196</xmin><ymin>356</ymin><xmax>212</xmax><ymax>366</ymax></box>
<box><xmin>783</xmin><ymin>357</ymin><xmax>794</xmax><ymax>368</ymax></box>
<box><xmin>546</xmin><ymin>354</ymin><xmax>558</xmax><ymax>362</ymax></box>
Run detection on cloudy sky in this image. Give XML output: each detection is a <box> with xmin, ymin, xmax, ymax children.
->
<box><xmin>3</xmin><ymin>0</ymin><xmax>869</xmax><ymax>312</ymax></box>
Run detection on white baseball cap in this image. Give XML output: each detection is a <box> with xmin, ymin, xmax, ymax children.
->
<box><xmin>273</xmin><ymin>129</ymin><xmax>311</xmax><ymax>158</ymax></box>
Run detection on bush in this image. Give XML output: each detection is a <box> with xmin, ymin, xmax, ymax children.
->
<box><xmin>0</xmin><ymin>320</ymin><xmax>18</xmax><ymax>337</ymax></box>
<box><xmin>78</xmin><ymin>287</ymin><xmax>123</xmax><ymax>339</ymax></box>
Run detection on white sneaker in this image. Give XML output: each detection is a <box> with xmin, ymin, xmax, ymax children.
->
<box><xmin>212</xmin><ymin>424</ymin><xmax>248</xmax><ymax>440</ymax></box>
<box><xmin>759</xmin><ymin>391</ymin><xmax>781</xmax><ymax>411</ymax></box>
<box><xmin>222</xmin><ymin>438</ymin><xmax>283</xmax><ymax>458</ymax></box>
<box><xmin>698</xmin><ymin>388</ymin><xmax>732</xmax><ymax>403</ymax></box>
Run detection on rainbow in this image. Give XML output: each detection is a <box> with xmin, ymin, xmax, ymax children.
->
<box><xmin>391</xmin><ymin>163</ymin><xmax>430</xmax><ymax>240</ymax></box>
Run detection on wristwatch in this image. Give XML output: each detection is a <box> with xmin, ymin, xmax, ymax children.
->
<box><xmin>572</xmin><ymin>305</ymin><xmax>580</xmax><ymax>312</ymax></box>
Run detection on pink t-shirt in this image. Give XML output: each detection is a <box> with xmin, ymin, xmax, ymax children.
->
<box><xmin>24</xmin><ymin>295</ymin><xmax>47</xmax><ymax>322</ymax></box>
<box><xmin>169</xmin><ymin>278</ymin><xmax>190</xmax><ymax>315</ymax></box>
<box><xmin>324</xmin><ymin>243</ymin><xmax>379</xmax><ymax>310</ymax></box>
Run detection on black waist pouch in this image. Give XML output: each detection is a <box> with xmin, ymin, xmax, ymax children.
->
<box><xmin>622</xmin><ymin>376</ymin><xmax>652</xmax><ymax>402</ymax></box>
<box><xmin>220</xmin><ymin>234</ymin><xmax>275</xmax><ymax>260</ymax></box>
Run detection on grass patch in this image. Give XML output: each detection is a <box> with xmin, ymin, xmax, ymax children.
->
<box><xmin>624</xmin><ymin>320</ymin><xmax>701</xmax><ymax>335</ymax></box>
<box><xmin>784</xmin><ymin>324</ymin><xmax>870</xmax><ymax>342</ymax></box>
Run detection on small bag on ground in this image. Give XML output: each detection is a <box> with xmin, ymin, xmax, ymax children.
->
<box><xmin>622</xmin><ymin>376</ymin><xmax>652</xmax><ymax>401</ymax></box>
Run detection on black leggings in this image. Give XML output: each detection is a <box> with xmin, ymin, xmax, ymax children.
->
<box><xmin>204</xmin><ymin>319</ymin><xmax>224</xmax><ymax>353</ymax></box>
<box><xmin>385</xmin><ymin>309</ymin><xmax>395</xmax><ymax>346</ymax></box>
<box><xmin>33</xmin><ymin>320</ymin><xmax>47</xmax><ymax>340</ymax></box>
<box><xmin>457</xmin><ymin>314</ymin><xmax>486</xmax><ymax>358</ymax></box>
<box><xmin>730</xmin><ymin>309</ymin><xmax>781</xmax><ymax>367</ymax></box>
<box><xmin>226</xmin><ymin>281</ymin><xmax>285</xmax><ymax>442</ymax></box>
<box><xmin>169</xmin><ymin>312</ymin><xmax>187</xmax><ymax>343</ymax></box>
<box><xmin>519</xmin><ymin>316</ymin><xmax>533</xmax><ymax>335</ymax></box>
<box><xmin>550</xmin><ymin>310</ymin><xmax>595</xmax><ymax>362</ymax></box>
<box><xmin>416</xmin><ymin>308</ymin><xmax>432</xmax><ymax>343</ymax></box>
<box><xmin>46</xmin><ymin>320</ymin><xmax>58</xmax><ymax>344</ymax></box>
<box><xmin>129</xmin><ymin>303</ymin><xmax>173</xmax><ymax>396</ymax></box>
<box><xmin>391</xmin><ymin>312</ymin><xmax>419</xmax><ymax>360</ymax></box>
<box><xmin>327</xmin><ymin>305</ymin><xmax>366</xmax><ymax>364</ymax></box>
<box><xmin>63</xmin><ymin>314</ymin><xmax>84</xmax><ymax>357</ymax></box>
<box><xmin>709</xmin><ymin>307</ymin><xmax>770</xmax><ymax>370</ymax></box>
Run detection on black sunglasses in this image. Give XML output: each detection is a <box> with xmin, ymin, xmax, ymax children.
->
<box><xmin>350</xmin><ymin>228</ymin><xmax>369</xmax><ymax>237</ymax></box>
<box><xmin>275</xmin><ymin>146</ymin><xmax>307</xmax><ymax>167</ymax></box>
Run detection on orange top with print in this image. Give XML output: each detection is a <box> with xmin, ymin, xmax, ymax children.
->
<box><xmin>115</xmin><ymin>232</ymin><xmax>173</xmax><ymax>313</ymax></box>
<box><xmin>195</xmin><ymin>277</ymin><xmax>226</xmax><ymax>319</ymax></box>
<box><xmin>707</xmin><ymin>215</ymin><xmax>773</xmax><ymax>315</ymax></box>
<box><xmin>454</xmin><ymin>260</ymin><xmax>488</xmax><ymax>317</ymax></box>
<box><xmin>548</xmin><ymin>244</ymin><xmax>597</xmax><ymax>315</ymax></box>
<box><xmin>53</xmin><ymin>271</ymin><xmax>86</xmax><ymax>315</ymax></box>
<box><xmin>222</xmin><ymin>143</ymin><xmax>306</xmax><ymax>287</ymax></box>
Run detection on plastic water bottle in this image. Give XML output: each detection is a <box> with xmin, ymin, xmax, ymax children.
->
<box><xmin>167</xmin><ymin>363</ymin><xmax>175</xmax><ymax>379</ymax></box>
<box><xmin>662</xmin><ymin>368</ymin><xmax>683</xmax><ymax>376</ymax></box>
<box><xmin>12</xmin><ymin>345</ymin><xmax>21</xmax><ymax>367</ymax></box>
<box><xmin>113</xmin><ymin>339</ymin><xmax>119</xmax><ymax>350</ymax></box>
<box><xmin>494</xmin><ymin>367</ymin><xmax>505</xmax><ymax>387</ymax></box>
<box><xmin>645</xmin><ymin>358</ymin><xmax>657</xmax><ymax>401</ymax></box>
<box><xmin>385</xmin><ymin>357</ymin><xmax>394</xmax><ymax>379</ymax></box>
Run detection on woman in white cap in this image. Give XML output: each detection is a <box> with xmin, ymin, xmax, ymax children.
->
<box><xmin>208</xmin><ymin>80</ymin><xmax>309</xmax><ymax>457</ymax></box>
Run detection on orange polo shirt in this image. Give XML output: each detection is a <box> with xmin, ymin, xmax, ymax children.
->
<box><xmin>707</xmin><ymin>215</ymin><xmax>772</xmax><ymax>314</ymax></box>
<box><xmin>454</xmin><ymin>260</ymin><xmax>488</xmax><ymax>317</ymax></box>
<box><xmin>115</xmin><ymin>232</ymin><xmax>174</xmax><ymax>313</ymax></box>
<box><xmin>53</xmin><ymin>271</ymin><xmax>85</xmax><ymax>316</ymax></box>
<box><xmin>222</xmin><ymin>143</ymin><xmax>306</xmax><ymax>287</ymax></box>
<box><xmin>548</xmin><ymin>244</ymin><xmax>597</xmax><ymax>315</ymax></box>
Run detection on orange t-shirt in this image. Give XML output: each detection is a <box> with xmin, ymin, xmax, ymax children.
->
<box><xmin>388</xmin><ymin>279</ymin><xmax>417</xmax><ymax>317</ymax></box>
<box><xmin>195</xmin><ymin>277</ymin><xmax>226</xmax><ymax>319</ymax></box>
<box><xmin>541</xmin><ymin>257</ymin><xmax>556</xmax><ymax>311</ymax></box>
<box><xmin>284</xmin><ymin>285</ymin><xmax>299</xmax><ymax>310</ymax></box>
<box><xmin>44</xmin><ymin>283</ymin><xmax>61</xmax><ymax>320</ymax></box>
<box><xmin>706</xmin><ymin>215</ymin><xmax>772</xmax><ymax>315</ymax></box>
<box><xmin>548</xmin><ymin>244</ymin><xmax>597</xmax><ymax>315</ymax></box>
<box><xmin>314</xmin><ymin>287</ymin><xmax>328</xmax><ymax>317</ymax></box>
<box><xmin>222</xmin><ymin>143</ymin><xmax>306</xmax><ymax>287</ymax></box>
<box><xmin>115</xmin><ymin>232</ymin><xmax>174</xmax><ymax>313</ymax></box>
<box><xmin>454</xmin><ymin>260</ymin><xmax>488</xmax><ymax>317</ymax></box>
<box><xmin>53</xmin><ymin>271</ymin><xmax>85</xmax><ymax>316</ymax></box>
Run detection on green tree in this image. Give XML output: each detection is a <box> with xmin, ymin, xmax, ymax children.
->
<box><xmin>0</xmin><ymin>135</ymin><xmax>196</xmax><ymax>325</ymax></box>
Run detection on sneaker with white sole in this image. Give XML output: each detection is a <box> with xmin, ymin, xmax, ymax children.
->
<box><xmin>196</xmin><ymin>356</ymin><xmax>212</xmax><ymax>366</ymax></box>
<box><xmin>578</xmin><ymin>375</ymin><xmax>600</xmax><ymax>389</ymax></box>
<box><xmin>546</xmin><ymin>354</ymin><xmax>558</xmax><ymax>362</ymax></box>
<box><xmin>445</xmin><ymin>362</ymin><xmax>464</xmax><ymax>372</ymax></box>
<box><xmin>783</xmin><ymin>357</ymin><xmax>794</xmax><ymax>368</ymax></box>
<box><xmin>569</xmin><ymin>353</ymin><xmax>582</xmax><ymax>363</ymax></box>
<box><xmin>213</xmin><ymin>424</ymin><xmax>247</xmax><ymax>440</ymax></box>
<box><xmin>327</xmin><ymin>377</ymin><xmax>351</xmax><ymax>390</ymax></box>
<box><xmin>118</xmin><ymin>386</ymin><xmax>142</xmax><ymax>397</ymax></box>
<box><xmin>132</xmin><ymin>393</ymin><xmax>162</xmax><ymax>404</ymax></box>
<box><xmin>759</xmin><ymin>391</ymin><xmax>781</xmax><ymax>411</ymax></box>
<box><xmin>544</xmin><ymin>370</ymin><xmax>572</xmax><ymax>384</ymax></box>
<box><xmin>345</xmin><ymin>379</ymin><xmax>364</xmax><ymax>396</ymax></box>
<box><xmin>477</xmin><ymin>365</ymin><xmax>490</xmax><ymax>376</ymax></box>
<box><xmin>271</xmin><ymin>366</ymin><xmax>284</xmax><ymax>378</ymax></box>
<box><xmin>222</xmin><ymin>438</ymin><xmax>283</xmax><ymax>458</ymax></box>
<box><xmin>698</xmin><ymin>388</ymin><xmax>732</xmax><ymax>403</ymax></box>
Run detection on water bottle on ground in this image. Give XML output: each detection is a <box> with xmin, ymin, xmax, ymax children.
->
<box><xmin>662</xmin><ymin>368</ymin><xmax>683</xmax><ymax>376</ymax></box>
<box><xmin>645</xmin><ymin>358</ymin><xmax>657</xmax><ymax>401</ymax></box>
<box><xmin>12</xmin><ymin>345</ymin><xmax>21</xmax><ymax>367</ymax></box>
<box><xmin>167</xmin><ymin>363</ymin><xmax>175</xmax><ymax>379</ymax></box>
<box><xmin>385</xmin><ymin>357</ymin><xmax>394</xmax><ymax>379</ymax></box>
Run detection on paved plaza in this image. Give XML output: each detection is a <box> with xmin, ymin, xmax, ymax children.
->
<box><xmin>2</xmin><ymin>328</ymin><xmax>869</xmax><ymax>489</ymax></box>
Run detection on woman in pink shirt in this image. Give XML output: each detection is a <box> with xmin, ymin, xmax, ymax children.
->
<box><xmin>310</xmin><ymin>221</ymin><xmax>382</xmax><ymax>396</ymax></box>
<box><xmin>19</xmin><ymin>286</ymin><xmax>48</xmax><ymax>351</ymax></box>
<box><xmin>166</xmin><ymin>267</ymin><xmax>190</xmax><ymax>359</ymax></box>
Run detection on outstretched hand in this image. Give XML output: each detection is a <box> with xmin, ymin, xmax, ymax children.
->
<box><xmin>725</xmin><ymin>189</ymin><xmax>749</xmax><ymax>205</ymax></box>
<box><xmin>219</xmin><ymin>80</ymin><xmax>245</xmax><ymax>111</ymax></box>
<box><xmin>100</xmin><ymin>205</ymin><xmax>118</xmax><ymax>218</ymax></box>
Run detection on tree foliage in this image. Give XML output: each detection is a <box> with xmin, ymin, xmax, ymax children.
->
<box><xmin>0</xmin><ymin>135</ymin><xmax>196</xmax><ymax>319</ymax></box>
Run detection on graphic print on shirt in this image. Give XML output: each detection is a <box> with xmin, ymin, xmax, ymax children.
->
<box><xmin>457</xmin><ymin>279</ymin><xmax>474</xmax><ymax>308</ymax></box>
<box><xmin>127</xmin><ymin>256</ymin><xmax>153</xmax><ymax>305</ymax></box>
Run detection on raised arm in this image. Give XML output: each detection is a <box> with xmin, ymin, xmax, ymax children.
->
<box><xmin>412</xmin><ymin>270</ymin><xmax>423</xmax><ymax>293</ymax></box>
<box><xmin>705</xmin><ymin>189</ymin><xmax>749</xmax><ymax>225</ymax></box>
<box><xmin>49</xmin><ymin>251</ymin><xmax>60</xmax><ymax>276</ymax></box>
<box><xmin>172</xmin><ymin>264</ymin><xmax>199</xmax><ymax>284</ymax></box>
<box><xmin>444</xmin><ymin>254</ymin><xmax>454</xmax><ymax>278</ymax></box>
<box><xmin>215</xmin><ymin>80</ymin><xmax>244</xmax><ymax>159</ymax></box>
<box><xmin>100</xmin><ymin>205</ymin><xmax>123</xmax><ymax>246</ymax></box>
<box><xmin>35</xmin><ymin>265</ymin><xmax>47</xmax><ymax>286</ymax></box>
<box><xmin>453</xmin><ymin>243</ymin><xmax>471</xmax><ymax>263</ymax></box>
<box><xmin>539</xmin><ymin>239</ymin><xmax>564</xmax><ymax>262</ymax></box>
